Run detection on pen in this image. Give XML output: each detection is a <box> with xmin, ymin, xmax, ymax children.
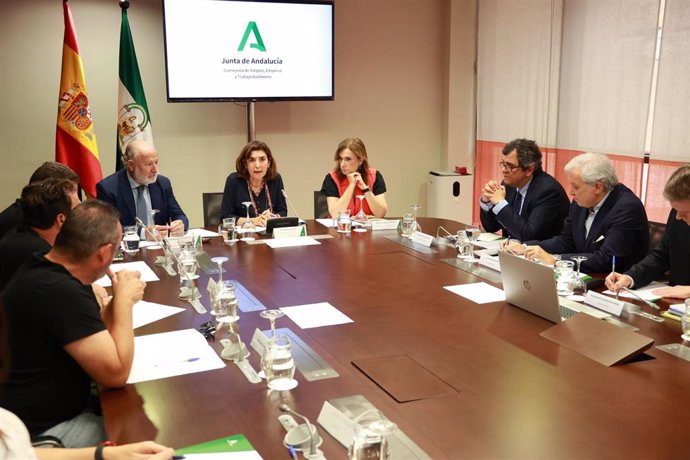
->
<box><xmin>612</xmin><ymin>255</ymin><xmax>616</xmax><ymax>273</ymax></box>
<box><xmin>154</xmin><ymin>357</ymin><xmax>200</xmax><ymax>367</ymax></box>
<box><xmin>172</xmin><ymin>456</ymin><xmax>186</xmax><ymax>460</ymax></box>
<box><xmin>287</xmin><ymin>445</ymin><xmax>298</xmax><ymax>460</ymax></box>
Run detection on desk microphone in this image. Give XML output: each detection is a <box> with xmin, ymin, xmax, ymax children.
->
<box><xmin>615</xmin><ymin>286</ymin><xmax>661</xmax><ymax>311</ymax></box>
<box><xmin>135</xmin><ymin>217</ymin><xmax>206</xmax><ymax>314</ymax></box>
<box><xmin>279</xmin><ymin>404</ymin><xmax>324</xmax><ymax>459</ymax></box>
<box><xmin>281</xmin><ymin>189</ymin><xmax>305</xmax><ymax>224</ymax></box>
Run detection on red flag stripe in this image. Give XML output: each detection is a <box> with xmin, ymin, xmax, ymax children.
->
<box><xmin>62</xmin><ymin>1</ymin><xmax>80</xmax><ymax>54</ymax></box>
<box><xmin>56</xmin><ymin>127</ymin><xmax>101</xmax><ymax>198</ymax></box>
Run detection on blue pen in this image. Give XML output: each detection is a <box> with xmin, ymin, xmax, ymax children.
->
<box><xmin>287</xmin><ymin>445</ymin><xmax>298</xmax><ymax>459</ymax></box>
<box><xmin>612</xmin><ymin>255</ymin><xmax>616</xmax><ymax>273</ymax></box>
<box><xmin>154</xmin><ymin>357</ymin><xmax>200</xmax><ymax>367</ymax></box>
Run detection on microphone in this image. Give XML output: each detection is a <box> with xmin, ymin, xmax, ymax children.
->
<box><xmin>136</xmin><ymin>218</ymin><xmax>206</xmax><ymax>314</ymax></box>
<box><xmin>281</xmin><ymin>189</ymin><xmax>305</xmax><ymax>224</ymax></box>
<box><xmin>432</xmin><ymin>225</ymin><xmax>456</xmax><ymax>247</ymax></box>
<box><xmin>279</xmin><ymin>404</ymin><xmax>323</xmax><ymax>459</ymax></box>
<box><xmin>616</xmin><ymin>286</ymin><xmax>661</xmax><ymax>310</ymax></box>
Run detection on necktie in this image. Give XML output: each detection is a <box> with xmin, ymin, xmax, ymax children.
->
<box><xmin>514</xmin><ymin>192</ymin><xmax>524</xmax><ymax>216</ymax></box>
<box><xmin>585</xmin><ymin>207</ymin><xmax>596</xmax><ymax>238</ymax></box>
<box><xmin>136</xmin><ymin>185</ymin><xmax>149</xmax><ymax>226</ymax></box>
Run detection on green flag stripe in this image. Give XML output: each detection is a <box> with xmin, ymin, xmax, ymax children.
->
<box><xmin>119</xmin><ymin>9</ymin><xmax>150</xmax><ymax>113</ymax></box>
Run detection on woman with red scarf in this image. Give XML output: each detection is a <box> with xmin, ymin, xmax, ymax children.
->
<box><xmin>320</xmin><ymin>137</ymin><xmax>388</xmax><ymax>218</ymax></box>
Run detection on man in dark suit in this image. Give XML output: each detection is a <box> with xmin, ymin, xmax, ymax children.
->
<box><xmin>606</xmin><ymin>164</ymin><xmax>690</xmax><ymax>299</ymax></box>
<box><xmin>96</xmin><ymin>140</ymin><xmax>188</xmax><ymax>236</ymax></box>
<box><xmin>0</xmin><ymin>162</ymin><xmax>79</xmax><ymax>240</ymax></box>
<box><xmin>479</xmin><ymin>138</ymin><xmax>569</xmax><ymax>241</ymax></box>
<box><xmin>515</xmin><ymin>153</ymin><xmax>649</xmax><ymax>273</ymax></box>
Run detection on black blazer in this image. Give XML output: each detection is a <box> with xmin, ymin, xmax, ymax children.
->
<box><xmin>537</xmin><ymin>183</ymin><xmax>649</xmax><ymax>273</ymax></box>
<box><xmin>626</xmin><ymin>209</ymin><xmax>690</xmax><ymax>288</ymax></box>
<box><xmin>480</xmin><ymin>169</ymin><xmax>569</xmax><ymax>241</ymax></box>
<box><xmin>96</xmin><ymin>168</ymin><xmax>189</xmax><ymax>230</ymax></box>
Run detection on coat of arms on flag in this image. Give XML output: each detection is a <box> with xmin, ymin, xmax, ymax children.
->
<box><xmin>59</xmin><ymin>83</ymin><xmax>95</xmax><ymax>135</ymax></box>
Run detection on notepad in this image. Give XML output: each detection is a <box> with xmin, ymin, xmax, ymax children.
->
<box><xmin>176</xmin><ymin>434</ymin><xmax>262</xmax><ymax>459</ymax></box>
<box><xmin>95</xmin><ymin>261</ymin><xmax>160</xmax><ymax>287</ymax></box>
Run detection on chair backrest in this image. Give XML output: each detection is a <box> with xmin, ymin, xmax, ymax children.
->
<box><xmin>648</xmin><ymin>221</ymin><xmax>666</xmax><ymax>253</ymax></box>
<box><xmin>202</xmin><ymin>192</ymin><xmax>223</xmax><ymax>227</ymax></box>
<box><xmin>313</xmin><ymin>191</ymin><xmax>329</xmax><ymax>219</ymax></box>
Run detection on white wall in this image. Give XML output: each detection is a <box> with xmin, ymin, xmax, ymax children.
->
<box><xmin>0</xmin><ymin>0</ymin><xmax>477</xmax><ymax>226</ymax></box>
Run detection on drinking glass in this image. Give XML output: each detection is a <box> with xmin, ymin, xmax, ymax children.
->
<box><xmin>568</xmin><ymin>256</ymin><xmax>588</xmax><ymax>297</ymax></box>
<box><xmin>240</xmin><ymin>202</ymin><xmax>256</xmax><ymax>241</ymax></box>
<box><xmin>214</xmin><ymin>280</ymin><xmax>239</xmax><ymax>321</ymax></box>
<box><xmin>464</xmin><ymin>223</ymin><xmax>481</xmax><ymax>260</ymax></box>
<box><xmin>555</xmin><ymin>260</ymin><xmax>576</xmax><ymax>296</ymax></box>
<box><xmin>220</xmin><ymin>217</ymin><xmax>237</xmax><ymax>245</ymax></box>
<box><xmin>400</xmin><ymin>213</ymin><xmax>416</xmax><ymax>238</ymax></box>
<box><xmin>122</xmin><ymin>225</ymin><xmax>140</xmax><ymax>254</ymax></box>
<box><xmin>146</xmin><ymin>209</ymin><xmax>164</xmax><ymax>249</ymax></box>
<box><xmin>260</xmin><ymin>309</ymin><xmax>285</xmax><ymax>338</ymax></box>
<box><xmin>348</xmin><ymin>410</ymin><xmax>397</xmax><ymax>460</ymax></box>
<box><xmin>178</xmin><ymin>248</ymin><xmax>199</xmax><ymax>281</ymax></box>
<box><xmin>455</xmin><ymin>230</ymin><xmax>472</xmax><ymax>260</ymax></box>
<box><xmin>260</xmin><ymin>333</ymin><xmax>297</xmax><ymax>391</ymax></box>
<box><xmin>354</xmin><ymin>195</ymin><xmax>367</xmax><ymax>224</ymax></box>
<box><xmin>337</xmin><ymin>210</ymin><xmax>352</xmax><ymax>233</ymax></box>
<box><xmin>210</xmin><ymin>256</ymin><xmax>228</xmax><ymax>282</ymax></box>
<box><xmin>681</xmin><ymin>298</ymin><xmax>690</xmax><ymax>342</ymax></box>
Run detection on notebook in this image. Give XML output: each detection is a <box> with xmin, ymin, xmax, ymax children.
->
<box><xmin>498</xmin><ymin>251</ymin><xmax>610</xmax><ymax>323</ymax></box>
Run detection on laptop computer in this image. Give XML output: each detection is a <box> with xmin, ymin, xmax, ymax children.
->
<box><xmin>498</xmin><ymin>251</ymin><xmax>610</xmax><ymax>323</ymax></box>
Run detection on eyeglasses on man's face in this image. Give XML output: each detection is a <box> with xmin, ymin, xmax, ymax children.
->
<box><xmin>498</xmin><ymin>160</ymin><xmax>520</xmax><ymax>172</ymax></box>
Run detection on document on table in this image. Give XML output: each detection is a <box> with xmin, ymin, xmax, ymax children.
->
<box><xmin>444</xmin><ymin>282</ymin><xmax>506</xmax><ymax>304</ymax></box>
<box><xmin>189</xmin><ymin>228</ymin><xmax>220</xmax><ymax>238</ymax></box>
<box><xmin>265</xmin><ymin>236</ymin><xmax>321</xmax><ymax>248</ymax></box>
<box><xmin>279</xmin><ymin>302</ymin><xmax>353</xmax><ymax>329</ymax></box>
<box><xmin>95</xmin><ymin>261</ymin><xmax>160</xmax><ymax>287</ymax></box>
<box><xmin>602</xmin><ymin>281</ymin><xmax>667</xmax><ymax>302</ymax></box>
<box><xmin>316</xmin><ymin>218</ymin><xmax>335</xmax><ymax>228</ymax></box>
<box><xmin>127</xmin><ymin>329</ymin><xmax>225</xmax><ymax>384</ymax></box>
<box><xmin>176</xmin><ymin>434</ymin><xmax>262</xmax><ymax>459</ymax></box>
<box><xmin>132</xmin><ymin>300</ymin><xmax>185</xmax><ymax>329</ymax></box>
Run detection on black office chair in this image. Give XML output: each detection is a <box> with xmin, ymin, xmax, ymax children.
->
<box><xmin>202</xmin><ymin>192</ymin><xmax>223</xmax><ymax>227</ymax></box>
<box><xmin>648</xmin><ymin>221</ymin><xmax>666</xmax><ymax>253</ymax></box>
<box><xmin>313</xmin><ymin>191</ymin><xmax>329</xmax><ymax>219</ymax></box>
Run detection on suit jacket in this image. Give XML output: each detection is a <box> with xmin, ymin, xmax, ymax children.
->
<box><xmin>480</xmin><ymin>169</ymin><xmax>569</xmax><ymax>241</ymax></box>
<box><xmin>537</xmin><ymin>183</ymin><xmax>649</xmax><ymax>273</ymax></box>
<box><xmin>96</xmin><ymin>169</ymin><xmax>189</xmax><ymax>230</ymax></box>
<box><xmin>626</xmin><ymin>209</ymin><xmax>690</xmax><ymax>288</ymax></box>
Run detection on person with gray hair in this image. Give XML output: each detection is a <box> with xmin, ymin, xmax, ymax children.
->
<box><xmin>96</xmin><ymin>140</ymin><xmax>188</xmax><ymax>236</ymax></box>
<box><xmin>0</xmin><ymin>200</ymin><xmax>146</xmax><ymax>447</ymax></box>
<box><xmin>606</xmin><ymin>164</ymin><xmax>690</xmax><ymax>298</ymax></box>
<box><xmin>505</xmin><ymin>152</ymin><xmax>649</xmax><ymax>273</ymax></box>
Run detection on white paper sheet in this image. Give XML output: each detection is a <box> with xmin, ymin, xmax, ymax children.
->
<box><xmin>127</xmin><ymin>329</ymin><xmax>225</xmax><ymax>384</ymax></box>
<box><xmin>444</xmin><ymin>282</ymin><xmax>506</xmax><ymax>304</ymax></box>
<box><xmin>188</xmin><ymin>228</ymin><xmax>220</xmax><ymax>238</ymax></box>
<box><xmin>95</xmin><ymin>261</ymin><xmax>160</xmax><ymax>287</ymax></box>
<box><xmin>279</xmin><ymin>302</ymin><xmax>353</xmax><ymax>329</ymax></box>
<box><xmin>477</xmin><ymin>232</ymin><xmax>504</xmax><ymax>242</ymax></box>
<box><xmin>316</xmin><ymin>218</ymin><xmax>335</xmax><ymax>228</ymax></box>
<box><xmin>182</xmin><ymin>453</ymin><xmax>262</xmax><ymax>459</ymax></box>
<box><xmin>264</xmin><ymin>237</ymin><xmax>321</xmax><ymax>248</ymax></box>
<box><xmin>602</xmin><ymin>281</ymin><xmax>667</xmax><ymax>301</ymax></box>
<box><xmin>132</xmin><ymin>300</ymin><xmax>185</xmax><ymax>329</ymax></box>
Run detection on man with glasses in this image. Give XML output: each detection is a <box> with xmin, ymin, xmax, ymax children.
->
<box><xmin>479</xmin><ymin>138</ymin><xmax>569</xmax><ymax>241</ymax></box>
<box><xmin>0</xmin><ymin>200</ymin><xmax>145</xmax><ymax>447</ymax></box>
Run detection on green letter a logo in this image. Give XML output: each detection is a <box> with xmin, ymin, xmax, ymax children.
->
<box><xmin>238</xmin><ymin>22</ymin><xmax>266</xmax><ymax>52</ymax></box>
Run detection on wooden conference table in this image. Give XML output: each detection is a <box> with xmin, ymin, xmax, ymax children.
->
<box><xmin>101</xmin><ymin>218</ymin><xmax>690</xmax><ymax>459</ymax></box>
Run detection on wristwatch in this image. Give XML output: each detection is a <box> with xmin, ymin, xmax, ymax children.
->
<box><xmin>361</xmin><ymin>187</ymin><xmax>370</xmax><ymax>194</ymax></box>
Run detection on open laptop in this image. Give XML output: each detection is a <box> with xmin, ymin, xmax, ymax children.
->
<box><xmin>498</xmin><ymin>251</ymin><xmax>610</xmax><ymax>323</ymax></box>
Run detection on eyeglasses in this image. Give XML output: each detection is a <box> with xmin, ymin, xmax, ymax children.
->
<box><xmin>498</xmin><ymin>161</ymin><xmax>520</xmax><ymax>172</ymax></box>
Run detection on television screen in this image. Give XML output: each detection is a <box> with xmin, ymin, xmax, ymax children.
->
<box><xmin>162</xmin><ymin>0</ymin><xmax>334</xmax><ymax>102</ymax></box>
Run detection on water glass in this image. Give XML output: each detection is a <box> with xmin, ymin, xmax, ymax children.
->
<box><xmin>455</xmin><ymin>230</ymin><xmax>472</xmax><ymax>260</ymax></box>
<box><xmin>261</xmin><ymin>333</ymin><xmax>297</xmax><ymax>391</ymax></box>
<box><xmin>213</xmin><ymin>280</ymin><xmax>239</xmax><ymax>321</ymax></box>
<box><xmin>400</xmin><ymin>213</ymin><xmax>416</xmax><ymax>238</ymax></box>
<box><xmin>682</xmin><ymin>298</ymin><xmax>690</xmax><ymax>342</ymax></box>
<box><xmin>337</xmin><ymin>210</ymin><xmax>352</xmax><ymax>234</ymax></box>
<box><xmin>555</xmin><ymin>260</ymin><xmax>575</xmax><ymax>296</ymax></box>
<box><xmin>220</xmin><ymin>217</ymin><xmax>237</xmax><ymax>245</ymax></box>
<box><xmin>348</xmin><ymin>410</ymin><xmax>397</xmax><ymax>460</ymax></box>
<box><xmin>122</xmin><ymin>225</ymin><xmax>140</xmax><ymax>254</ymax></box>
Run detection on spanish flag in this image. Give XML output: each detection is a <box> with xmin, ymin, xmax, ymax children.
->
<box><xmin>56</xmin><ymin>0</ymin><xmax>102</xmax><ymax>198</ymax></box>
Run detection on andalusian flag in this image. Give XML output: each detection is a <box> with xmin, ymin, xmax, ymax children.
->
<box><xmin>116</xmin><ymin>0</ymin><xmax>153</xmax><ymax>171</ymax></box>
<box><xmin>56</xmin><ymin>0</ymin><xmax>102</xmax><ymax>198</ymax></box>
